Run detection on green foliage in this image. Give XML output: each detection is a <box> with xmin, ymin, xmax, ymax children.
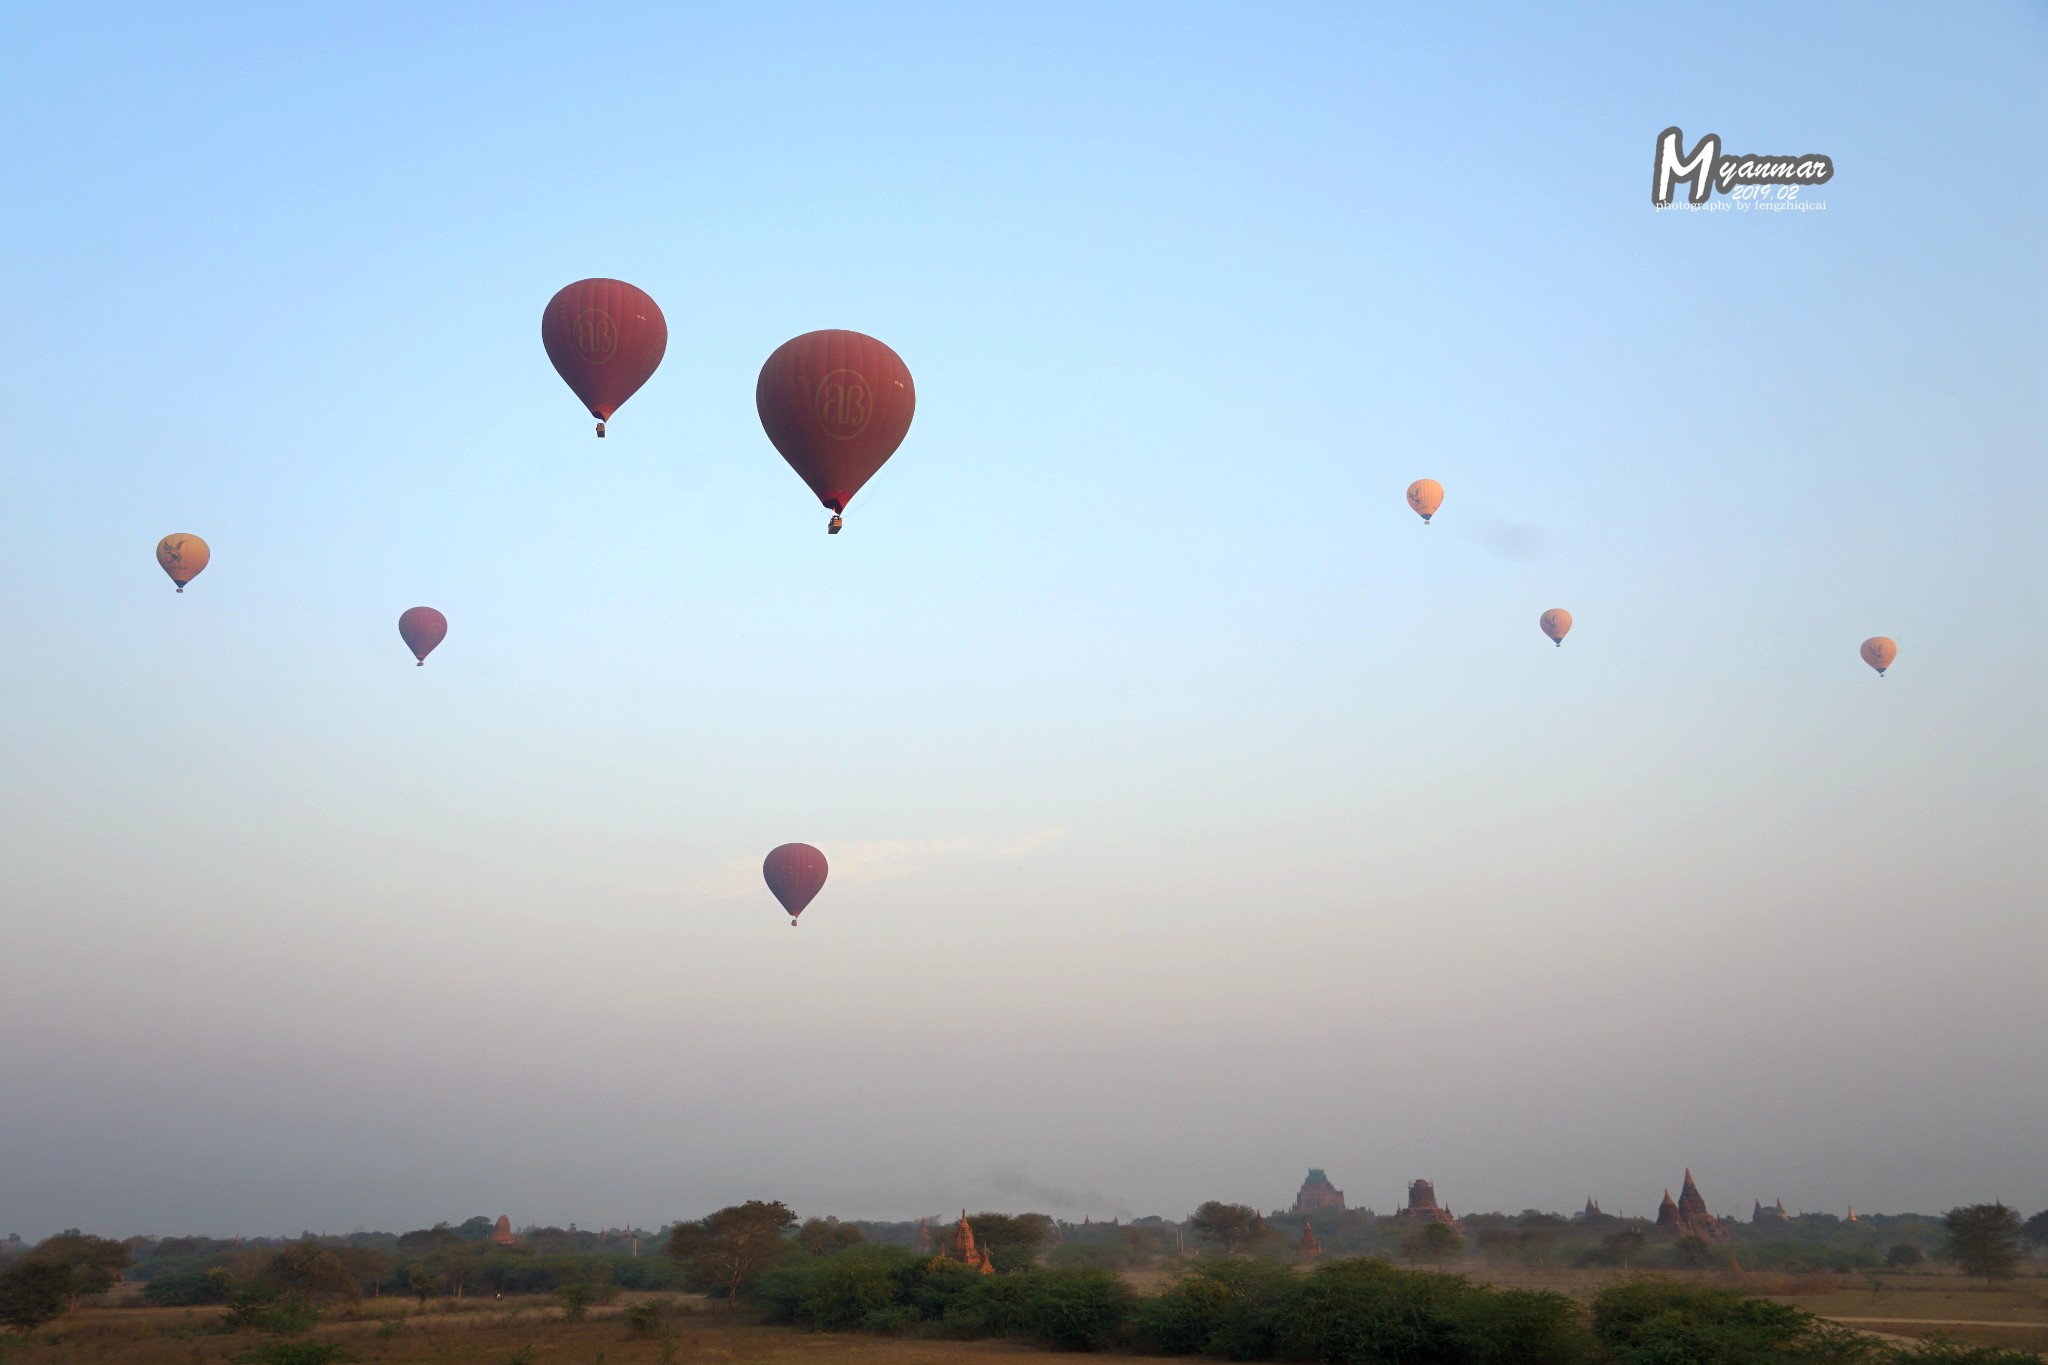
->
<box><xmin>0</xmin><ymin>1261</ymin><xmax>71</xmax><ymax>1334</ymax></box>
<box><xmin>404</xmin><ymin>1264</ymin><xmax>440</xmax><ymax>1304</ymax></box>
<box><xmin>966</xmin><ymin>1213</ymin><xmax>1054</xmax><ymax>1273</ymax></box>
<box><xmin>1017</xmin><ymin>1266</ymin><xmax>1134</xmax><ymax>1351</ymax></box>
<box><xmin>554</xmin><ymin>1282</ymin><xmax>596</xmax><ymax>1320</ymax></box>
<box><xmin>263</xmin><ymin>1243</ymin><xmax>358</xmax><ymax>1300</ymax></box>
<box><xmin>1136</xmin><ymin>1256</ymin><xmax>1586</xmax><ymax>1363</ymax></box>
<box><xmin>1944</xmin><ymin>1204</ymin><xmax>2023</xmax><ymax>1285</ymax></box>
<box><xmin>220</xmin><ymin>1288</ymin><xmax>321</xmax><ymax>1336</ymax></box>
<box><xmin>623</xmin><ymin>1300</ymin><xmax>664</xmax><ymax>1336</ymax></box>
<box><xmin>1165</xmin><ymin>1256</ymin><xmax>1297</xmax><ymax>1360</ymax></box>
<box><xmin>941</xmin><ymin>1272</ymin><xmax>1038</xmax><ymax>1338</ymax></box>
<box><xmin>1590</xmin><ymin>1277</ymin><xmax>1850</xmax><ymax>1364</ymax></box>
<box><xmin>144</xmin><ymin>1265</ymin><xmax>235</xmax><ymax>1306</ymax></box>
<box><xmin>666</xmin><ymin>1200</ymin><xmax>797</xmax><ymax>1307</ymax></box>
<box><xmin>1886</xmin><ymin>1244</ymin><xmax>1924</xmax><ymax>1268</ymax></box>
<box><xmin>2021</xmin><ymin>1210</ymin><xmax>2048</xmax><ymax>1252</ymax></box>
<box><xmin>373</xmin><ymin>1319</ymin><xmax>404</xmax><ymax>1339</ymax></box>
<box><xmin>232</xmin><ymin>1342</ymin><xmax>354</xmax><ymax>1365</ymax></box>
<box><xmin>1578</xmin><ymin>1227</ymin><xmax>1650</xmax><ymax>1269</ymax></box>
<box><xmin>1188</xmin><ymin>1201</ymin><xmax>1267</xmax><ymax>1255</ymax></box>
<box><xmin>797</xmin><ymin>1217</ymin><xmax>866</xmax><ymax>1255</ymax></box>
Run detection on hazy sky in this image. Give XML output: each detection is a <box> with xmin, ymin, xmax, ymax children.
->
<box><xmin>1</xmin><ymin>3</ymin><xmax>2042</xmax><ymax>1241</ymax></box>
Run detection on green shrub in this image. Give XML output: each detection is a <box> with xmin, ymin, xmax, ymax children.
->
<box><xmin>1018</xmin><ymin>1266</ymin><xmax>1135</xmax><ymax>1352</ymax></box>
<box><xmin>941</xmin><ymin>1272</ymin><xmax>1037</xmax><ymax>1337</ymax></box>
<box><xmin>1130</xmin><ymin>1272</ymin><xmax>1236</xmax><ymax>1354</ymax></box>
<box><xmin>553</xmin><ymin>1282</ymin><xmax>596</xmax><ymax>1320</ymax></box>
<box><xmin>143</xmin><ymin>1267</ymin><xmax>234</xmax><ymax>1306</ymax></box>
<box><xmin>755</xmin><ymin>1246</ymin><xmax>925</xmax><ymax>1328</ymax></box>
<box><xmin>1590</xmin><ymin>1277</ymin><xmax>1832</xmax><ymax>1364</ymax></box>
<box><xmin>1131</xmin><ymin>1256</ymin><xmax>1298</xmax><ymax>1358</ymax></box>
<box><xmin>859</xmin><ymin>1305</ymin><xmax>922</xmax><ymax>1333</ymax></box>
<box><xmin>622</xmin><ymin>1300</ymin><xmax>663</xmax><ymax>1336</ymax></box>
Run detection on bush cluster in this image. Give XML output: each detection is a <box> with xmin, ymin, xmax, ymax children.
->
<box><xmin>754</xmin><ymin>1251</ymin><xmax>2044</xmax><ymax>1362</ymax></box>
<box><xmin>754</xmin><ymin>1247</ymin><xmax>1132</xmax><ymax>1351</ymax></box>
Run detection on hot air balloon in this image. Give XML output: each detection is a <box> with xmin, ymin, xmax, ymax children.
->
<box><xmin>541</xmin><ymin>279</ymin><xmax>668</xmax><ymax>437</ymax></box>
<box><xmin>763</xmin><ymin>842</ymin><xmax>829</xmax><ymax>926</ymax></box>
<box><xmin>1406</xmin><ymin>479</ymin><xmax>1443</xmax><ymax>524</ymax></box>
<box><xmin>756</xmin><ymin>330</ymin><xmax>915</xmax><ymax>533</ymax></box>
<box><xmin>1861</xmin><ymin>636</ymin><xmax>1897</xmax><ymax>676</ymax></box>
<box><xmin>1540</xmin><ymin>608</ymin><xmax>1572</xmax><ymax>646</ymax></box>
<box><xmin>398</xmin><ymin>607</ymin><xmax>447</xmax><ymax>666</ymax></box>
<box><xmin>155</xmin><ymin>534</ymin><xmax>210</xmax><ymax>592</ymax></box>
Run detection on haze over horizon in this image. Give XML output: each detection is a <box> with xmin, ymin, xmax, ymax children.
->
<box><xmin>1</xmin><ymin>2</ymin><xmax>2042</xmax><ymax>1243</ymax></box>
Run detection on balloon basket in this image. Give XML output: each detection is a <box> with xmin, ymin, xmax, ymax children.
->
<box><xmin>828</xmin><ymin>515</ymin><xmax>843</xmax><ymax>535</ymax></box>
<box><xmin>595</xmin><ymin>421</ymin><xmax>606</xmax><ymax>438</ymax></box>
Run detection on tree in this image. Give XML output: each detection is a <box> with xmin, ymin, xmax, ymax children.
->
<box><xmin>0</xmin><ymin>1261</ymin><xmax>71</xmax><ymax>1334</ymax></box>
<box><xmin>967</xmin><ymin>1213</ymin><xmax>1053</xmax><ymax>1272</ymax></box>
<box><xmin>1945</xmin><ymin>1203</ymin><xmax>2022</xmax><ymax>1286</ymax></box>
<box><xmin>797</xmin><ymin>1217</ymin><xmax>865</xmax><ymax>1256</ymax></box>
<box><xmin>1673</xmin><ymin>1234</ymin><xmax>1715</xmax><ymax>1269</ymax></box>
<box><xmin>666</xmin><ymin>1201</ymin><xmax>796</xmax><ymax>1309</ymax></box>
<box><xmin>24</xmin><ymin>1231</ymin><xmax>131</xmax><ymax>1312</ymax></box>
<box><xmin>264</xmin><ymin>1242</ymin><xmax>358</xmax><ymax>1300</ymax></box>
<box><xmin>1885</xmin><ymin>1244</ymin><xmax>1924</xmax><ymax>1269</ymax></box>
<box><xmin>1401</xmin><ymin>1221</ymin><xmax>1464</xmax><ymax>1267</ymax></box>
<box><xmin>405</xmin><ymin>1263</ymin><xmax>440</xmax><ymax>1305</ymax></box>
<box><xmin>1519</xmin><ymin>1226</ymin><xmax>1558</xmax><ymax>1267</ymax></box>
<box><xmin>1187</xmin><ymin>1202</ymin><xmax>1265</xmax><ymax>1256</ymax></box>
<box><xmin>2022</xmin><ymin>1210</ymin><xmax>2048</xmax><ymax>1255</ymax></box>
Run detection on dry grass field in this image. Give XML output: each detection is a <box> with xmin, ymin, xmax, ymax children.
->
<box><xmin>9</xmin><ymin>1266</ymin><xmax>2045</xmax><ymax>1362</ymax></box>
<box><xmin>0</xmin><ymin>1295</ymin><xmax>1046</xmax><ymax>1365</ymax></box>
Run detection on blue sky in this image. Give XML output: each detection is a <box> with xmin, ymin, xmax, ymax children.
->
<box><xmin>0</xmin><ymin>2</ymin><xmax>2042</xmax><ymax>1238</ymax></box>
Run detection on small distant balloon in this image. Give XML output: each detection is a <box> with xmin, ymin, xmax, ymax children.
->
<box><xmin>156</xmin><ymin>534</ymin><xmax>210</xmax><ymax>592</ymax></box>
<box><xmin>763</xmin><ymin>842</ymin><xmax>829</xmax><ymax>926</ymax></box>
<box><xmin>1861</xmin><ymin>636</ymin><xmax>1897</xmax><ymax>677</ymax></box>
<box><xmin>399</xmin><ymin>607</ymin><xmax>447</xmax><ymax>666</ymax></box>
<box><xmin>756</xmin><ymin>330</ymin><xmax>915</xmax><ymax>533</ymax></box>
<box><xmin>1406</xmin><ymin>479</ymin><xmax>1443</xmax><ymax>524</ymax></box>
<box><xmin>1540</xmin><ymin>608</ymin><xmax>1572</xmax><ymax>646</ymax></box>
<box><xmin>541</xmin><ymin>278</ymin><xmax>668</xmax><ymax>437</ymax></box>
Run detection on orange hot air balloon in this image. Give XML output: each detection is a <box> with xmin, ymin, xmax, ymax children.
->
<box><xmin>756</xmin><ymin>330</ymin><xmax>915</xmax><ymax>533</ymax></box>
<box><xmin>763</xmin><ymin>842</ymin><xmax>829</xmax><ymax>926</ymax></box>
<box><xmin>1540</xmin><ymin>608</ymin><xmax>1572</xmax><ymax>646</ymax></box>
<box><xmin>398</xmin><ymin>607</ymin><xmax>447</xmax><ymax>666</ymax></box>
<box><xmin>1406</xmin><ymin>479</ymin><xmax>1443</xmax><ymax>523</ymax></box>
<box><xmin>156</xmin><ymin>534</ymin><xmax>210</xmax><ymax>592</ymax></box>
<box><xmin>541</xmin><ymin>278</ymin><xmax>668</xmax><ymax>437</ymax></box>
<box><xmin>1860</xmin><ymin>636</ymin><xmax>1897</xmax><ymax>676</ymax></box>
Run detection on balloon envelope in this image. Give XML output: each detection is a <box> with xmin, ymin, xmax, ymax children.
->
<box><xmin>763</xmin><ymin>842</ymin><xmax>829</xmax><ymax>922</ymax></box>
<box><xmin>399</xmin><ymin>607</ymin><xmax>448</xmax><ymax>664</ymax></box>
<box><xmin>1861</xmin><ymin>636</ymin><xmax>1897</xmax><ymax>675</ymax></box>
<box><xmin>1406</xmin><ymin>479</ymin><xmax>1443</xmax><ymax>522</ymax></box>
<box><xmin>756</xmin><ymin>330</ymin><xmax>915</xmax><ymax>515</ymax></box>
<box><xmin>156</xmin><ymin>534</ymin><xmax>209</xmax><ymax>591</ymax></box>
<box><xmin>1540</xmin><ymin>608</ymin><xmax>1572</xmax><ymax>645</ymax></box>
<box><xmin>541</xmin><ymin>279</ymin><xmax>668</xmax><ymax>430</ymax></box>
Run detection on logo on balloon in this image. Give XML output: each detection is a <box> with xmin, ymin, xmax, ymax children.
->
<box><xmin>573</xmin><ymin>309</ymin><xmax>618</xmax><ymax>364</ymax></box>
<box><xmin>815</xmin><ymin>369</ymin><xmax>872</xmax><ymax>439</ymax></box>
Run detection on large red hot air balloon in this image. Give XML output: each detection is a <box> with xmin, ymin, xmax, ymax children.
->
<box><xmin>542</xmin><ymin>279</ymin><xmax>668</xmax><ymax>437</ymax></box>
<box><xmin>756</xmin><ymin>330</ymin><xmax>915</xmax><ymax>533</ymax></box>
<box><xmin>398</xmin><ymin>607</ymin><xmax>447</xmax><ymax>666</ymax></box>
<box><xmin>763</xmin><ymin>842</ymin><xmax>829</xmax><ymax>926</ymax></box>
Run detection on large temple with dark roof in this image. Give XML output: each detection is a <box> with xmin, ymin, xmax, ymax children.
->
<box><xmin>1291</xmin><ymin>1168</ymin><xmax>1346</xmax><ymax>1214</ymax></box>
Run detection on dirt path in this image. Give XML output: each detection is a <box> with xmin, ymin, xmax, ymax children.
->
<box><xmin>1825</xmin><ymin>1316</ymin><xmax>2048</xmax><ymax>1330</ymax></box>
